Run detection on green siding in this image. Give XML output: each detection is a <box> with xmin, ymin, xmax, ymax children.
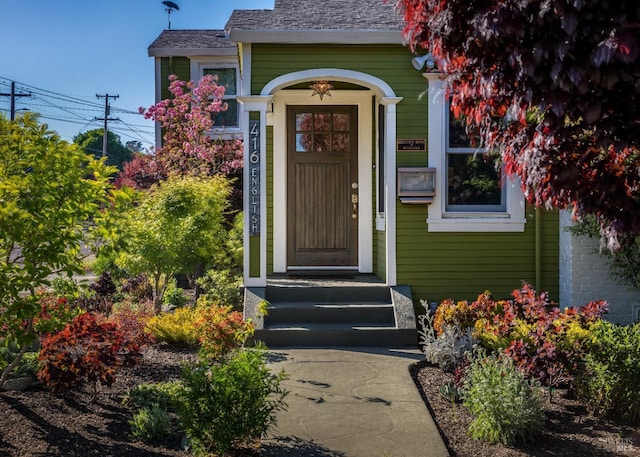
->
<box><xmin>396</xmin><ymin>207</ymin><xmax>559</xmax><ymax>301</ymax></box>
<box><xmin>249</xmin><ymin>236</ymin><xmax>260</xmax><ymax>277</ymax></box>
<box><xmin>159</xmin><ymin>57</ymin><xmax>190</xmax><ymax>99</ymax></box>
<box><xmin>250</xmin><ymin>43</ymin><xmax>559</xmax><ymax>300</ymax></box>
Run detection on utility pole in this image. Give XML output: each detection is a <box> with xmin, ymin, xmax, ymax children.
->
<box><xmin>0</xmin><ymin>81</ymin><xmax>31</xmax><ymax>120</ymax></box>
<box><xmin>95</xmin><ymin>94</ymin><xmax>120</xmax><ymax>158</ymax></box>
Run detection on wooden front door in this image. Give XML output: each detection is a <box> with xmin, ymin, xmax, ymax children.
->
<box><xmin>287</xmin><ymin>105</ymin><xmax>359</xmax><ymax>267</ymax></box>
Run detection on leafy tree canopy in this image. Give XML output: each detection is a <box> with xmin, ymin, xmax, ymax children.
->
<box><xmin>397</xmin><ymin>0</ymin><xmax>640</xmax><ymax>247</ymax></box>
<box><xmin>0</xmin><ymin>113</ymin><xmax>121</xmax><ymax>384</ymax></box>
<box><xmin>74</xmin><ymin>128</ymin><xmax>134</xmax><ymax>172</ymax></box>
<box><xmin>111</xmin><ymin>175</ymin><xmax>231</xmax><ymax>312</ymax></box>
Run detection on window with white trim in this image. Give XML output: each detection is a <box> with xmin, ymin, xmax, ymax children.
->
<box><xmin>425</xmin><ymin>74</ymin><xmax>525</xmax><ymax>232</ymax></box>
<box><xmin>445</xmin><ymin>107</ymin><xmax>506</xmax><ymax>213</ymax></box>
<box><xmin>203</xmin><ymin>67</ymin><xmax>239</xmax><ymax>129</ymax></box>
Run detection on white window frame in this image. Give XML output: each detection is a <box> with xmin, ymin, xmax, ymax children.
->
<box><xmin>445</xmin><ymin>107</ymin><xmax>507</xmax><ymax>213</ymax></box>
<box><xmin>190</xmin><ymin>57</ymin><xmax>241</xmax><ymax>135</ymax></box>
<box><xmin>424</xmin><ymin>74</ymin><xmax>526</xmax><ymax>232</ymax></box>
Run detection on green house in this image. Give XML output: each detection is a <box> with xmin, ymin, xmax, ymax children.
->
<box><xmin>149</xmin><ymin>0</ymin><xmax>562</xmax><ymax>345</ymax></box>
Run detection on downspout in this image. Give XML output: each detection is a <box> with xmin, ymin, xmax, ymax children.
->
<box><xmin>535</xmin><ymin>206</ymin><xmax>542</xmax><ymax>292</ymax></box>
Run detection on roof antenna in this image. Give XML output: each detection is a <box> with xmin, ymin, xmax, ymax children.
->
<box><xmin>162</xmin><ymin>1</ymin><xmax>180</xmax><ymax>30</ymax></box>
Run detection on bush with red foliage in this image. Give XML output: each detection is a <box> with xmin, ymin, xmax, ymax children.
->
<box><xmin>108</xmin><ymin>302</ymin><xmax>156</xmax><ymax>348</ymax></box>
<box><xmin>396</xmin><ymin>0</ymin><xmax>640</xmax><ymax>242</ymax></box>
<box><xmin>37</xmin><ymin>313</ymin><xmax>141</xmax><ymax>393</ymax></box>
<box><xmin>433</xmin><ymin>284</ymin><xmax>608</xmax><ymax>389</ymax></box>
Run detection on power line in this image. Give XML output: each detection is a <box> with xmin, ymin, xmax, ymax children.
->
<box><xmin>0</xmin><ymin>81</ymin><xmax>31</xmax><ymax>120</ymax></box>
<box><xmin>0</xmin><ymin>76</ymin><xmax>154</xmax><ymax>147</ymax></box>
<box><xmin>95</xmin><ymin>94</ymin><xmax>120</xmax><ymax>158</ymax></box>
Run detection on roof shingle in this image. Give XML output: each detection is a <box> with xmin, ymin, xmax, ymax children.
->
<box><xmin>226</xmin><ymin>0</ymin><xmax>402</xmax><ymax>31</ymax></box>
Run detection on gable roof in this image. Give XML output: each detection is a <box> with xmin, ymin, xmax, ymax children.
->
<box><xmin>227</xmin><ymin>0</ymin><xmax>403</xmax><ymax>44</ymax></box>
<box><xmin>148</xmin><ymin>29</ymin><xmax>237</xmax><ymax>57</ymax></box>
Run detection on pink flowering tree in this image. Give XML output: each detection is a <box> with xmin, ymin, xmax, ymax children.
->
<box><xmin>117</xmin><ymin>75</ymin><xmax>243</xmax><ymax>203</ymax></box>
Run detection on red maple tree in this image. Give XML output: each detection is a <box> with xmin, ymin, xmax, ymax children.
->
<box><xmin>395</xmin><ymin>0</ymin><xmax>640</xmax><ymax>246</ymax></box>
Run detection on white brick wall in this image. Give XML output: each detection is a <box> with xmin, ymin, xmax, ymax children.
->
<box><xmin>559</xmin><ymin>211</ymin><xmax>640</xmax><ymax>324</ymax></box>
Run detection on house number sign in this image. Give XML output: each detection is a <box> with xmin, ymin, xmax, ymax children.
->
<box><xmin>249</xmin><ymin>120</ymin><xmax>260</xmax><ymax>236</ymax></box>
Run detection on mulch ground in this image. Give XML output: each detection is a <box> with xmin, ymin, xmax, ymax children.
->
<box><xmin>411</xmin><ymin>361</ymin><xmax>640</xmax><ymax>457</ymax></box>
<box><xmin>2</xmin><ymin>346</ymin><xmax>639</xmax><ymax>456</ymax></box>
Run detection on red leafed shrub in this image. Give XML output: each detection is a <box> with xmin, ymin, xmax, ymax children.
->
<box><xmin>194</xmin><ymin>305</ymin><xmax>255</xmax><ymax>361</ymax></box>
<box><xmin>434</xmin><ymin>284</ymin><xmax>608</xmax><ymax>390</ymax></box>
<box><xmin>473</xmin><ymin>284</ymin><xmax>608</xmax><ymax>389</ymax></box>
<box><xmin>108</xmin><ymin>301</ymin><xmax>156</xmax><ymax>348</ymax></box>
<box><xmin>37</xmin><ymin>312</ymin><xmax>141</xmax><ymax>392</ymax></box>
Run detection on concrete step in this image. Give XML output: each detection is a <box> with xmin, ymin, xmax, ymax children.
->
<box><xmin>266</xmin><ymin>302</ymin><xmax>394</xmax><ymax>325</ymax></box>
<box><xmin>253</xmin><ymin>327</ymin><xmax>418</xmax><ymax>347</ymax></box>
<box><xmin>244</xmin><ymin>283</ymin><xmax>417</xmax><ymax>348</ymax></box>
<box><xmin>265</xmin><ymin>285</ymin><xmax>391</xmax><ymax>303</ymax></box>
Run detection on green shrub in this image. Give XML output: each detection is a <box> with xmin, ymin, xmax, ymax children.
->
<box><xmin>574</xmin><ymin>320</ymin><xmax>640</xmax><ymax>424</ymax></box>
<box><xmin>145</xmin><ymin>308</ymin><xmax>199</xmax><ymax>346</ymax></box>
<box><xmin>162</xmin><ymin>281</ymin><xmax>189</xmax><ymax>309</ymax></box>
<box><xmin>123</xmin><ymin>381</ymin><xmax>183</xmax><ymax>411</ymax></box>
<box><xmin>196</xmin><ymin>268</ymin><xmax>243</xmax><ymax>309</ymax></box>
<box><xmin>178</xmin><ymin>348</ymin><xmax>288</xmax><ymax>456</ymax></box>
<box><xmin>129</xmin><ymin>403</ymin><xmax>172</xmax><ymax>444</ymax></box>
<box><xmin>0</xmin><ymin>346</ymin><xmax>39</xmax><ymax>380</ymax></box>
<box><xmin>463</xmin><ymin>351</ymin><xmax>544</xmax><ymax>445</ymax></box>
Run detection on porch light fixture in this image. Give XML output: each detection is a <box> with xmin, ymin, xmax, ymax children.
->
<box><xmin>412</xmin><ymin>53</ymin><xmax>436</xmax><ymax>71</ymax></box>
<box><xmin>309</xmin><ymin>80</ymin><xmax>333</xmax><ymax>100</ymax></box>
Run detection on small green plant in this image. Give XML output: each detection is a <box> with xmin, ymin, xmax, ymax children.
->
<box><xmin>196</xmin><ymin>268</ymin><xmax>243</xmax><ymax>309</ymax></box>
<box><xmin>162</xmin><ymin>281</ymin><xmax>189</xmax><ymax>309</ymax></box>
<box><xmin>439</xmin><ymin>381</ymin><xmax>462</xmax><ymax>403</ymax></box>
<box><xmin>575</xmin><ymin>320</ymin><xmax>640</xmax><ymax>424</ymax></box>
<box><xmin>463</xmin><ymin>351</ymin><xmax>544</xmax><ymax>445</ymax></box>
<box><xmin>178</xmin><ymin>347</ymin><xmax>288</xmax><ymax>456</ymax></box>
<box><xmin>0</xmin><ymin>346</ymin><xmax>39</xmax><ymax>380</ymax></box>
<box><xmin>123</xmin><ymin>381</ymin><xmax>183</xmax><ymax>411</ymax></box>
<box><xmin>129</xmin><ymin>403</ymin><xmax>172</xmax><ymax>444</ymax></box>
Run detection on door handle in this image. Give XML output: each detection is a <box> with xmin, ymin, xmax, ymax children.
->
<box><xmin>352</xmin><ymin>193</ymin><xmax>358</xmax><ymax>219</ymax></box>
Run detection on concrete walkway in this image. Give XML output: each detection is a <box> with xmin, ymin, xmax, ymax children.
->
<box><xmin>262</xmin><ymin>348</ymin><xmax>450</xmax><ymax>457</ymax></box>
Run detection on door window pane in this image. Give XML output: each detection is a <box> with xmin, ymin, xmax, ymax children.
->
<box><xmin>333</xmin><ymin>113</ymin><xmax>350</xmax><ymax>131</ymax></box>
<box><xmin>296</xmin><ymin>113</ymin><xmax>313</xmax><ymax>131</ymax></box>
<box><xmin>332</xmin><ymin>133</ymin><xmax>350</xmax><ymax>152</ymax></box>
<box><xmin>314</xmin><ymin>113</ymin><xmax>331</xmax><ymax>131</ymax></box>
<box><xmin>296</xmin><ymin>134</ymin><xmax>311</xmax><ymax>152</ymax></box>
<box><xmin>314</xmin><ymin>134</ymin><xmax>331</xmax><ymax>152</ymax></box>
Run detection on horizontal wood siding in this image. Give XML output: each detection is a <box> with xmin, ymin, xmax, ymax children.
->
<box><xmin>251</xmin><ymin>43</ymin><xmax>559</xmax><ymax>300</ymax></box>
<box><xmin>397</xmin><ymin>207</ymin><xmax>560</xmax><ymax>302</ymax></box>
<box><xmin>159</xmin><ymin>57</ymin><xmax>190</xmax><ymax>100</ymax></box>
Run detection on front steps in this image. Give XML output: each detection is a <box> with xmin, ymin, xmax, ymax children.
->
<box><xmin>243</xmin><ymin>276</ymin><xmax>417</xmax><ymax>347</ymax></box>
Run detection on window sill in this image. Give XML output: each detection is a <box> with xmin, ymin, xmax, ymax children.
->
<box><xmin>376</xmin><ymin>216</ymin><xmax>386</xmax><ymax>231</ymax></box>
<box><xmin>427</xmin><ymin>215</ymin><xmax>526</xmax><ymax>232</ymax></box>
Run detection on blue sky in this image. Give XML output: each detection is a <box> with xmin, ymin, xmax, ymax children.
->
<box><xmin>0</xmin><ymin>0</ymin><xmax>274</xmax><ymax>149</ymax></box>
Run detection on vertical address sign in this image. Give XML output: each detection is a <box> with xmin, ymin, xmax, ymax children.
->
<box><xmin>249</xmin><ymin>119</ymin><xmax>260</xmax><ymax>235</ymax></box>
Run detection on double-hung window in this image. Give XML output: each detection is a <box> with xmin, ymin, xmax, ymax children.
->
<box><xmin>425</xmin><ymin>74</ymin><xmax>525</xmax><ymax>232</ymax></box>
<box><xmin>445</xmin><ymin>108</ymin><xmax>505</xmax><ymax>213</ymax></box>
<box><xmin>203</xmin><ymin>67</ymin><xmax>239</xmax><ymax>129</ymax></box>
